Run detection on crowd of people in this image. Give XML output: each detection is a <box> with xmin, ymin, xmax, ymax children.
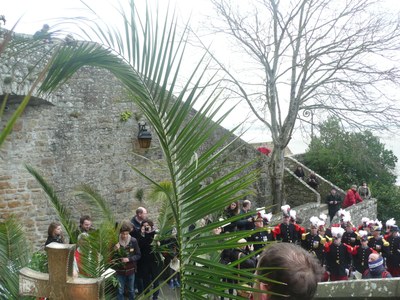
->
<box><xmin>45</xmin><ymin>209</ymin><xmax>177</xmax><ymax>300</ymax></box>
<box><xmin>218</xmin><ymin>200</ymin><xmax>398</xmax><ymax>298</ymax></box>
<box><xmin>43</xmin><ymin>182</ymin><xmax>389</xmax><ymax>300</ymax></box>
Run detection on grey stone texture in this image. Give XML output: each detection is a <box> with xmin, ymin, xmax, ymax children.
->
<box><xmin>315</xmin><ymin>278</ymin><xmax>400</xmax><ymax>299</ymax></box>
<box><xmin>0</xmin><ymin>32</ymin><xmax>271</xmax><ymax>249</ymax></box>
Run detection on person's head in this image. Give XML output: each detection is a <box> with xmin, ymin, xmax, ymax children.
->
<box><xmin>238</xmin><ymin>238</ymin><xmax>248</xmax><ymax>251</ymax></box>
<box><xmin>310</xmin><ymin>225</ymin><xmax>318</xmax><ymax>236</ymax></box>
<box><xmin>141</xmin><ymin>219</ymin><xmax>154</xmax><ymax>233</ymax></box>
<box><xmin>136</xmin><ymin>207</ymin><xmax>148</xmax><ymax>222</ymax></box>
<box><xmin>351</xmin><ymin>184</ymin><xmax>357</xmax><ymax>191</ymax></box>
<box><xmin>228</xmin><ymin>201</ymin><xmax>240</xmax><ymax>214</ymax></box>
<box><xmin>282</xmin><ymin>215</ymin><xmax>290</xmax><ymax>225</ymax></box>
<box><xmin>368</xmin><ymin>253</ymin><xmax>380</xmax><ymax>263</ymax></box>
<box><xmin>331</xmin><ymin>227</ymin><xmax>344</xmax><ymax>245</ymax></box>
<box><xmin>79</xmin><ymin>215</ymin><xmax>92</xmax><ymax>232</ymax></box>
<box><xmin>368</xmin><ymin>253</ymin><xmax>385</xmax><ymax>275</ymax></box>
<box><xmin>243</xmin><ymin>199</ymin><xmax>251</xmax><ymax>210</ymax></box>
<box><xmin>362</xmin><ymin>181</ymin><xmax>367</xmax><ymax>187</ymax></box>
<box><xmin>254</xmin><ymin>216</ymin><xmax>264</xmax><ymax>228</ymax></box>
<box><xmin>212</xmin><ymin>226</ymin><xmax>222</xmax><ymax>235</ymax></box>
<box><xmin>318</xmin><ymin>226</ymin><xmax>326</xmax><ymax>236</ymax></box>
<box><xmin>296</xmin><ymin>166</ymin><xmax>303</xmax><ymax>171</ymax></box>
<box><xmin>361</xmin><ymin>237</ymin><xmax>369</xmax><ymax>248</ymax></box>
<box><xmin>390</xmin><ymin>225</ymin><xmax>399</xmax><ymax>237</ymax></box>
<box><xmin>330</xmin><ymin>188</ymin><xmax>337</xmax><ymax>195</ymax></box>
<box><xmin>371</xmin><ymin>225</ymin><xmax>380</xmax><ymax>237</ymax></box>
<box><xmin>48</xmin><ymin>221</ymin><xmax>62</xmax><ymax>237</ymax></box>
<box><xmin>345</xmin><ymin>222</ymin><xmax>353</xmax><ymax>233</ymax></box>
<box><xmin>120</xmin><ymin>221</ymin><xmax>133</xmax><ymax>241</ymax></box>
<box><xmin>255</xmin><ymin>243</ymin><xmax>322</xmax><ymax>300</ymax></box>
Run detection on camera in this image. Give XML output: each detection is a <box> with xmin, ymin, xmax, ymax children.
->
<box><xmin>145</xmin><ymin>226</ymin><xmax>151</xmax><ymax>232</ymax></box>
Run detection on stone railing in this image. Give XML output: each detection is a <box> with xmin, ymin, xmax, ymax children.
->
<box><xmin>315</xmin><ymin>277</ymin><xmax>400</xmax><ymax>299</ymax></box>
<box><xmin>284</xmin><ymin>167</ymin><xmax>320</xmax><ymax>207</ymax></box>
<box><xmin>330</xmin><ymin>198</ymin><xmax>377</xmax><ymax>226</ymax></box>
<box><xmin>285</xmin><ymin>155</ymin><xmax>346</xmax><ymax>200</ymax></box>
<box><xmin>268</xmin><ymin>199</ymin><xmax>377</xmax><ymax>229</ymax></box>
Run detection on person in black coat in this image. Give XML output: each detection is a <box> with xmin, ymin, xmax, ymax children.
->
<box><xmin>294</xmin><ymin>166</ymin><xmax>305</xmax><ymax>180</ymax></box>
<box><xmin>307</xmin><ymin>172</ymin><xmax>319</xmax><ymax>190</ymax></box>
<box><xmin>133</xmin><ymin>220</ymin><xmax>162</xmax><ymax>299</ymax></box>
<box><xmin>326</xmin><ymin>188</ymin><xmax>342</xmax><ymax>223</ymax></box>
<box><xmin>45</xmin><ymin>221</ymin><xmax>65</xmax><ymax>246</ymax></box>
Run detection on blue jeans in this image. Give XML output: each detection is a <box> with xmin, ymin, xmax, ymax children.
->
<box><xmin>117</xmin><ymin>273</ymin><xmax>135</xmax><ymax>300</ymax></box>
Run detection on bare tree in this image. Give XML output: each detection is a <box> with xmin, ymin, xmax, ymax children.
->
<box><xmin>207</xmin><ymin>0</ymin><xmax>400</xmax><ymax>210</ymax></box>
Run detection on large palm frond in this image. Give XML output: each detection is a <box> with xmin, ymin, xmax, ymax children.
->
<box><xmin>0</xmin><ymin>216</ymin><xmax>31</xmax><ymax>299</ymax></box>
<box><xmin>25</xmin><ymin>165</ymin><xmax>79</xmax><ymax>243</ymax></box>
<box><xmin>75</xmin><ymin>184</ymin><xmax>116</xmax><ymax>226</ymax></box>
<box><xmin>39</xmin><ymin>1</ymin><xmax>262</xmax><ymax>298</ymax></box>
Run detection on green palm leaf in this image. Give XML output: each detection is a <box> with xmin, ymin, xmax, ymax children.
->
<box><xmin>37</xmin><ymin>1</ymin><xmax>264</xmax><ymax>298</ymax></box>
<box><xmin>75</xmin><ymin>184</ymin><xmax>116</xmax><ymax>225</ymax></box>
<box><xmin>25</xmin><ymin>165</ymin><xmax>79</xmax><ymax>243</ymax></box>
<box><xmin>0</xmin><ymin>216</ymin><xmax>31</xmax><ymax>299</ymax></box>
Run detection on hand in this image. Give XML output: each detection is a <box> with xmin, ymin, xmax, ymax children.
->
<box><xmin>114</xmin><ymin>243</ymin><xmax>120</xmax><ymax>250</ymax></box>
<box><xmin>121</xmin><ymin>257</ymin><xmax>129</xmax><ymax>263</ymax></box>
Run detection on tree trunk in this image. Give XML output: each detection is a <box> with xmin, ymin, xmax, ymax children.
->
<box><xmin>268</xmin><ymin>146</ymin><xmax>285</xmax><ymax>213</ymax></box>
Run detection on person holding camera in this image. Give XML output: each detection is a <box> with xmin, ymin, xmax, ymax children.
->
<box><xmin>134</xmin><ymin>220</ymin><xmax>162</xmax><ymax>299</ymax></box>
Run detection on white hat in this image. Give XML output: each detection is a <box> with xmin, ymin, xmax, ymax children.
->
<box><xmin>386</xmin><ymin>218</ymin><xmax>396</xmax><ymax>228</ymax></box>
<box><xmin>342</xmin><ymin>211</ymin><xmax>352</xmax><ymax>224</ymax></box>
<box><xmin>317</xmin><ymin>219</ymin><xmax>326</xmax><ymax>230</ymax></box>
<box><xmin>331</xmin><ymin>226</ymin><xmax>345</xmax><ymax>239</ymax></box>
<box><xmin>319</xmin><ymin>213</ymin><xmax>327</xmax><ymax>222</ymax></box>
<box><xmin>337</xmin><ymin>209</ymin><xmax>346</xmax><ymax>218</ymax></box>
<box><xmin>309</xmin><ymin>216</ymin><xmax>319</xmax><ymax>228</ymax></box>
<box><xmin>289</xmin><ymin>209</ymin><xmax>297</xmax><ymax>221</ymax></box>
<box><xmin>263</xmin><ymin>212</ymin><xmax>272</xmax><ymax>222</ymax></box>
<box><xmin>281</xmin><ymin>205</ymin><xmax>291</xmax><ymax>217</ymax></box>
<box><xmin>374</xmin><ymin>220</ymin><xmax>383</xmax><ymax>231</ymax></box>
<box><xmin>359</xmin><ymin>230</ymin><xmax>369</xmax><ymax>241</ymax></box>
<box><xmin>361</xmin><ymin>217</ymin><xmax>370</xmax><ymax>224</ymax></box>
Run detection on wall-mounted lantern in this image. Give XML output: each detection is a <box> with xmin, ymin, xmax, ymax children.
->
<box><xmin>137</xmin><ymin>121</ymin><xmax>152</xmax><ymax>149</ymax></box>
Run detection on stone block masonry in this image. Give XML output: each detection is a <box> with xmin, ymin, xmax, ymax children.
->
<box><xmin>0</xmin><ymin>32</ymin><xmax>270</xmax><ymax>250</ymax></box>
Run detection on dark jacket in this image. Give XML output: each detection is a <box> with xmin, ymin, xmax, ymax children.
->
<box><xmin>113</xmin><ymin>237</ymin><xmax>141</xmax><ymax>276</ymax></box>
<box><xmin>325</xmin><ymin>242</ymin><xmax>352</xmax><ymax>276</ymax></box>
<box><xmin>45</xmin><ymin>235</ymin><xmax>64</xmax><ymax>246</ymax></box>
<box><xmin>326</xmin><ymin>193</ymin><xmax>342</xmax><ymax>214</ymax></box>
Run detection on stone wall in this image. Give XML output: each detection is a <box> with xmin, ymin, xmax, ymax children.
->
<box><xmin>315</xmin><ymin>278</ymin><xmax>400</xmax><ymax>299</ymax></box>
<box><xmin>0</xmin><ymin>34</ymin><xmax>270</xmax><ymax>249</ymax></box>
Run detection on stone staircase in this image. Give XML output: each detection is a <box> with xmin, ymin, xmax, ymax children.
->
<box><xmin>280</xmin><ymin>155</ymin><xmax>377</xmax><ymax>226</ymax></box>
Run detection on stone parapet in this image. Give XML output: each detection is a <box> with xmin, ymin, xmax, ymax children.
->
<box><xmin>315</xmin><ymin>278</ymin><xmax>400</xmax><ymax>299</ymax></box>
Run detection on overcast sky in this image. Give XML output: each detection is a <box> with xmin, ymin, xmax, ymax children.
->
<box><xmin>2</xmin><ymin>0</ymin><xmax>400</xmax><ymax>180</ymax></box>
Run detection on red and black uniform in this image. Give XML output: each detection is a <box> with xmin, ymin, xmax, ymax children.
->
<box><xmin>341</xmin><ymin>230</ymin><xmax>360</xmax><ymax>247</ymax></box>
<box><xmin>386</xmin><ymin>235</ymin><xmax>400</xmax><ymax>277</ymax></box>
<box><xmin>248</xmin><ymin>228</ymin><xmax>274</xmax><ymax>253</ymax></box>
<box><xmin>324</xmin><ymin>242</ymin><xmax>353</xmax><ymax>281</ymax></box>
<box><xmin>273</xmin><ymin>223</ymin><xmax>298</xmax><ymax>243</ymax></box>
<box><xmin>351</xmin><ymin>245</ymin><xmax>376</xmax><ymax>274</ymax></box>
<box><xmin>301</xmin><ymin>232</ymin><xmax>326</xmax><ymax>265</ymax></box>
<box><xmin>368</xmin><ymin>236</ymin><xmax>389</xmax><ymax>257</ymax></box>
